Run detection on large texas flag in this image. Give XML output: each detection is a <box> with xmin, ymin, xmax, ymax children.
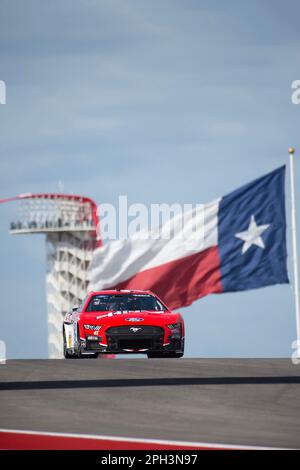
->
<box><xmin>89</xmin><ymin>166</ymin><xmax>289</xmax><ymax>309</ymax></box>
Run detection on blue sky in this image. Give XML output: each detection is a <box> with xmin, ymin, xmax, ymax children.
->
<box><xmin>0</xmin><ymin>0</ymin><xmax>299</xmax><ymax>358</ymax></box>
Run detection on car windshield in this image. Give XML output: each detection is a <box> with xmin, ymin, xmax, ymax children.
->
<box><xmin>86</xmin><ymin>293</ymin><xmax>167</xmax><ymax>312</ymax></box>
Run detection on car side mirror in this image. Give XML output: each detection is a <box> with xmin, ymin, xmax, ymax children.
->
<box><xmin>72</xmin><ymin>306</ymin><xmax>78</xmax><ymax>312</ymax></box>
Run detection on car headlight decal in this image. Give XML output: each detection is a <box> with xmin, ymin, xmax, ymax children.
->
<box><xmin>84</xmin><ymin>325</ymin><xmax>102</xmax><ymax>331</ymax></box>
<box><xmin>167</xmin><ymin>323</ymin><xmax>182</xmax><ymax>336</ymax></box>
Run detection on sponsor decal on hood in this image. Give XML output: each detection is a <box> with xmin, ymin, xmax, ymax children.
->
<box><xmin>125</xmin><ymin>318</ymin><xmax>144</xmax><ymax>322</ymax></box>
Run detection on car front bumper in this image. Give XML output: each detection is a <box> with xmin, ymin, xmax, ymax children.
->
<box><xmin>82</xmin><ymin>325</ymin><xmax>184</xmax><ymax>354</ymax></box>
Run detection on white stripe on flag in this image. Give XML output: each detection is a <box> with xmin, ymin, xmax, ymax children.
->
<box><xmin>88</xmin><ymin>199</ymin><xmax>219</xmax><ymax>291</ymax></box>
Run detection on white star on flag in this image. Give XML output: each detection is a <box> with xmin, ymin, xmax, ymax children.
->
<box><xmin>235</xmin><ymin>215</ymin><xmax>270</xmax><ymax>254</ymax></box>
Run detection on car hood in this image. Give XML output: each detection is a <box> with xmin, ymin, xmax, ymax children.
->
<box><xmin>80</xmin><ymin>310</ymin><xmax>176</xmax><ymax>325</ymax></box>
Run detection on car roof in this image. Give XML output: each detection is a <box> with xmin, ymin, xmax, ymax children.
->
<box><xmin>88</xmin><ymin>289</ymin><xmax>155</xmax><ymax>295</ymax></box>
<box><xmin>85</xmin><ymin>289</ymin><xmax>169</xmax><ymax>310</ymax></box>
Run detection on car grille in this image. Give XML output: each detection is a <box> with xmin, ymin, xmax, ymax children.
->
<box><xmin>119</xmin><ymin>339</ymin><xmax>153</xmax><ymax>350</ymax></box>
<box><xmin>106</xmin><ymin>326</ymin><xmax>164</xmax><ymax>335</ymax></box>
<box><xmin>86</xmin><ymin>341</ymin><xmax>101</xmax><ymax>350</ymax></box>
<box><xmin>106</xmin><ymin>325</ymin><xmax>164</xmax><ymax>351</ymax></box>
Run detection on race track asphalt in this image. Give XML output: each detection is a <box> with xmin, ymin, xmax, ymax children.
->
<box><xmin>0</xmin><ymin>359</ymin><xmax>300</xmax><ymax>448</ymax></box>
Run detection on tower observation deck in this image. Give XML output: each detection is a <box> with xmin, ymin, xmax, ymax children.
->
<box><xmin>1</xmin><ymin>193</ymin><xmax>101</xmax><ymax>358</ymax></box>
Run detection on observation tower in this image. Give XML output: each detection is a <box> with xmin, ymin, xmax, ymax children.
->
<box><xmin>0</xmin><ymin>193</ymin><xmax>101</xmax><ymax>358</ymax></box>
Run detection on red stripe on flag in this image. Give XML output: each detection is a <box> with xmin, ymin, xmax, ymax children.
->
<box><xmin>114</xmin><ymin>246</ymin><xmax>222</xmax><ymax>309</ymax></box>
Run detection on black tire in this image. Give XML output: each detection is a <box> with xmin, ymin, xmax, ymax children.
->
<box><xmin>64</xmin><ymin>326</ymin><xmax>99</xmax><ymax>359</ymax></box>
<box><xmin>75</xmin><ymin>325</ymin><xmax>98</xmax><ymax>358</ymax></box>
<box><xmin>147</xmin><ymin>353</ymin><xmax>160</xmax><ymax>358</ymax></box>
<box><xmin>173</xmin><ymin>353</ymin><xmax>184</xmax><ymax>358</ymax></box>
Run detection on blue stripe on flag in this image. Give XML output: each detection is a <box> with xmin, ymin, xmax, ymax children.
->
<box><xmin>218</xmin><ymin>166</ymin><xmax>289</xmax><ymax>293</ymax></box>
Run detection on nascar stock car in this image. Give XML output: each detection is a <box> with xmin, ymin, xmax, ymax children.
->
<box><xmin>63</xmin><ymin>290</ymin><xmax>185</xmax><ymax>358</ymax></box>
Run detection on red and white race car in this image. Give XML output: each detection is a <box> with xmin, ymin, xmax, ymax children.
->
<box><xmin>63</xmin><ymin>289</ymin><xmax>185</xmax><ymax>358</ymax></box>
